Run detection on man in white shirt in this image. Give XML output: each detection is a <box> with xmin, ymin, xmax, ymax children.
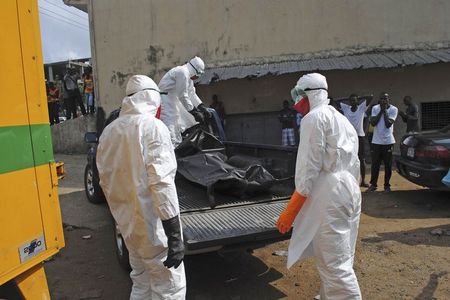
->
<box><xmin>367</xmin><ymin>93</ymin><xmax>398</xmax><ymax>193</ymax></box>
<box><xmin>340</xmin><ymin>94</ymin><xmax>373</xmax><ymax>187</ymax></box>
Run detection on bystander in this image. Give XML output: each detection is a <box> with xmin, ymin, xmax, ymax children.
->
<box><xmin>210</xmin><ymin>94</ymin><xmax>226</xmax><ymax>127</ymax></box>
<box><xmin>340</xmin><ymin>94</ymin><xmax>373</xmax><ymax>187</ymax></box>
<box><xmin>84</xmin><ymin>70</ymin><xmax>95</xmax><ymax>114</ymax></box>
<box><xmin>64</xmin><ymin>68</ymin><xmax>86</xmax><ymax>118</ymax></box>
<box><xmin>47</xmin><ymin>82</ymin><xmax>60</xmax><ymax>125</ymax></box>
<box><xmin>399</xmin><ymin>96</ymin><xmax>419</xmax><ymax>133</ymax></box>
<box><xmin>278</xmin><ymin>100</ymin><xmax>296</xmax><ymax>146</ymax></box>
<box><xmin>367</xmin><ymin>93</ymin><xmax>398</xmax><ymax>193</ymax></box>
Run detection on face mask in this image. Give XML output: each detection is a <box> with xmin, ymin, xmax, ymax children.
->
<box><xmin>291</xmin><ymin>86</ymin><xmax>309</xmax><ymax>116</ymax></box>
<box><xmin>293</xmin><ymin>97</ymin><xmax>310</xmax><ymax>116</ymax></box>
<box><xmin>290</xmin><ymin>86</ymin><xmax>327</xmax><ymax>116</ymax></box>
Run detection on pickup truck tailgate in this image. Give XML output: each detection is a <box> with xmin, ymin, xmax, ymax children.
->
<box><xmin>181</xmin><ymin>200</ymin><xmax>289</xmax><ymax>251</ymax></box>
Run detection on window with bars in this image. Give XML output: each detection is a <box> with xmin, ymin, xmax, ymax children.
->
<box><xmin>421</xmin><ymin>101</ymin><xmax>450</xmax><ymax>130</ymax></box>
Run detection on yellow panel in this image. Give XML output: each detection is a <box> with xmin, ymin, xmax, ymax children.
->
<box><xmin>0</xmin><ymin>0</ymin><xmax>64</xmax><ymax>289</ymax></box>
<box><xmin>15</xmin><ymin>264</ymin><xmax>50</xmax><ymax>299</ymax></box>
<box><xmin>35</xmin><ymin>163</ymin><xmax>65</xmax><ymax>252</ymax></box>
<box><xmin>0</xmin><ymin>248</ymin><xmax>58</xmax><ymax>287</ymax></box>
<box><xmin>0</xmin><ymin>167</ymin><xmax>44</xmax><ymax>281</ymax></box>
<box><xmin>0</xmin><ymin>0</ymin><xmax>30</xmax><ymax>127</ymax></box>
<box><xmin>17</xmin><ymin>0</ymin><xmax>49</xmax><ymax>125</ymax></box>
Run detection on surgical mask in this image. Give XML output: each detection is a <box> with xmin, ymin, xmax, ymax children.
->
<box><xmin>293</xmin><ymin>97</ymin><xmax>310</xmax><ymax>116</ymax></box>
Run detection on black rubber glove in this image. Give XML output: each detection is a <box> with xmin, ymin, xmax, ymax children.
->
<box><xmin>197</xmin><ymin>103</ymin><xmax>212</xmax><ymax>119</ymax></box>
<box><xmin>161</xmin><ymin>215</ymin><xmax>184</xmax><ymax>269</ymax></box>
<box><xmin>189</xmin><ymin>107</ymin><xmax>205</xmax><ymax>123</ymax></box>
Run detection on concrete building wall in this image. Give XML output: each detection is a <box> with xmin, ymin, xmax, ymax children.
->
<box><xmin>196</xmin><ymin>63</ymin><xmax>450</xmax><ymax>146</ymax></box>
<box><xmin>88</xmin><ymin>0</ymin><xmax>450</xmax><ymax>114</ymax></box>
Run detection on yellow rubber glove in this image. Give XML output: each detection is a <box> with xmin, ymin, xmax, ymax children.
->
<box><xmin>276</xmin><ymin>191</ymin><xmax>307</xmax><ymax>234</ymax></box>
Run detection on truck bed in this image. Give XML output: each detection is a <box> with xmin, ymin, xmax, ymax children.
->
<box><xmin>181</xmin><ymin>200</ymin><xmax>289</xmax><ymax>251</ymax></box>
<box><xmin>176</xmin><ymin>175</ymin><xmax>293</xmax><ymax>252</ymax></box>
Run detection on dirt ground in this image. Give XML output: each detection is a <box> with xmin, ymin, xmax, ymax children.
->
<box><xmin>45</xmin><ymin>154</ymin><xmax>450</xmax><ymax>300</ymax></box>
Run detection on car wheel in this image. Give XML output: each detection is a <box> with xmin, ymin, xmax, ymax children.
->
<box><xmin>84</xmin><ymin>164</ymin><xmax>105</xmax><ymax>204</ymax></box>
<box><xmin>112</xmin><ymin>218</ymin><xmax>131</xmax><ymax>271</ymax></box>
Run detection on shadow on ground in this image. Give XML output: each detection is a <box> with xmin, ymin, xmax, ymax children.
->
<box><xmin>45</xmin><ymin>222</ymin><xmax>131</xmax><ymax>300</ymax></box>
<box><xmin>415</xmin><ymin>271</ymin><xmax>449</xmax><ymax>300</ymax></box>
<box><xmin>361</xmin><ymin>224</ymin><xmax>450</xmax><ymax>247</ymax></box>
<box><xmin>185</xmin><ymin>251</ymin><xmax>285</xmax><ymax>300</ymax></box>
<box><xmin>362</xmin><ymin>189</ymin><xmax>450</xmax><ymax>219</ymax></box>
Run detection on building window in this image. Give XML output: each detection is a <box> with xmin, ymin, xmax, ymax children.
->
<box><xmin>421</xmin><ymin>101</ymin><xmax>450</xmax><ymax>130</ymax></box>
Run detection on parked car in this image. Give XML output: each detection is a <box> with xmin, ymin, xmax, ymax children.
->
<box><xmin>84</xmin><ymin>108</ymin><xmax>295</xmax><ymax>270</ymax></box>
<box><xmin>395</xmin><ymin>124</ymin><xmax>450</xmax><ymax>191</ymax></box>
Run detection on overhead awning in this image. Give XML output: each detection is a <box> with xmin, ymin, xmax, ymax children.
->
<box><xmin>198</xmin><ymin>48</ymin><xmax>450</xmax><ymax>85</ymax></box>
<box><xmin>63</xmin><ymin>0</ymin><xmax>88</xmax><ymax>13</ymax></box>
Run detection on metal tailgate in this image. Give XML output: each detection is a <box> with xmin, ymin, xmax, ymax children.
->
<box><xmin>181</xmin><ymin>200</ymin><xmax>289</xmax><ymax>251</ymax></box>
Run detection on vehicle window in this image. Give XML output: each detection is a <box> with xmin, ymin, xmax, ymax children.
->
<box><xmin>421</xmin><ymin>101</ymin><xmax>450</xmax><ymax>130</ymax></box>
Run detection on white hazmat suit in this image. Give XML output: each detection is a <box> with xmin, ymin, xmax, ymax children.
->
<box><xmin>158</xmin><ymin>56</ymin><xmax>206</xmax><ymax>146</ymax></box>
<box><xmin>97</xmin><ymin>75</ymin><xmax>186</xmax><ymax>300</ymax></box>
<box><xmin>288</xmin><ymin>73</ymin><xmax>362</xmax><ymax>299</ymax></box>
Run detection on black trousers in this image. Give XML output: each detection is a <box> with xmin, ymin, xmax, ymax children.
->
<box><xmin>74</xmin><ymin>90</ymin><xmax>87</xmax><ymax>115</ymax></box>
<box><xmin>358</xmin><ymin>136</ymin><xmax>366</xmax><ymax>183</ymax></box>
<box><xmin>370</xmin><ymin>144</ymin><xmax>394</xmax><ymax>187</ymax></box>
<box><xmin>48</xmin><ymin>102</ymin><xmax>60</xmax><ymax>125</ymax></box>
<box><xmin>65</xmin><ymin>97</ymin><xmax>77</xmax><ymax>119</ymax></box>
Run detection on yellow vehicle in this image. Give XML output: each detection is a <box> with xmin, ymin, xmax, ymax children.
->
<box><xmin>0</xmin><ymin>0</ymin><xmax>65</xmax><ymax>298</ymax></box>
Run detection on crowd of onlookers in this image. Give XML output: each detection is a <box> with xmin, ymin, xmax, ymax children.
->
<box><xmin>279</xmin><ymin>92</ymin><xmax>420</xmax><ymax>193</ymax></box>
<box><xmin>46</xmin><ymin>67</ymin><xmax>95</xmax><ymax>125</ymax></box>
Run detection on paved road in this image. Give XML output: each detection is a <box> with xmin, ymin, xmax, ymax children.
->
<box><xmin>46</xmin><ymin>154</ymin><xmax>450</xmax><ymax>299</ymax></box>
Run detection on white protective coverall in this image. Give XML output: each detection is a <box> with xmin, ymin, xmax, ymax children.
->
<box><xmin>96</xmin><ymin>75</ymin><xmax>186</xmax><ymax>300</ymax></box>
<box><xmin>158</xmin><ymin>56</ymin><xmax>205</xmax><ymax>145</ymax></box>
<box><xmin>288</xmin><ymin>73</ymin><xmax>362</xmax><ymax>299</ymax></box>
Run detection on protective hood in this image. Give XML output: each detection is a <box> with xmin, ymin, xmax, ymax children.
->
<box><xmin>295</xmin><ymin>73</ymin><xmax>329</xmax><ymax>110</ymax></box>
<box><xmin>121</xmin><ymin>75</ymin><xmax>161</xmax><ymax>116</ymax></box>
<box><xmin>186</xmin><ymin>56</ymin><xmax>205</xmax><ymax>78</ymax></box>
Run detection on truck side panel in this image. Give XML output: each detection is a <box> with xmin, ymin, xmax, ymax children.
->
<box><xmin>0</xmin><ymin>0</ymin><xmax>64</xmax><ymax>286</ymax></box>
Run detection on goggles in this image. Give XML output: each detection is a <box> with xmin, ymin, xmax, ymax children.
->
<box><xmin>189</xmin><ymin>61</ymin><xmax>205</xmax><ymax>77</ymax></box>
<box><xmin>291</xmin><ymin>86</ymin><xmax>328</xmax><ymax>103</ymax></box>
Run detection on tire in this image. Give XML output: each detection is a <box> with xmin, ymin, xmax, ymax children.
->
<box><xmin>84</xmin><ymin>164</ymin><xmax>106</xmax><ymax>204</ymax></box>
<box><xmin>112</xmin><ymin>218</ymin><xmax>131</xmax><ymax>271</ymax></box>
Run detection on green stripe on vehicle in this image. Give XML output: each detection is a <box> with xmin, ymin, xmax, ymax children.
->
<box><xmin>0</xmin><ymin>124</ymin><xmax>54</xmax><ymax>174</ymax></box>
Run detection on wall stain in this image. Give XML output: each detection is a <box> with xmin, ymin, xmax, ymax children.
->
<box><xmin>146</xmin><ymin>45</ymin><xmax>164</xmax><ymax>65</ymax></box>
<box><xmin>110</xmin><ymin>71</ymin><xmax>133</xmax><ymax>87</ymax></box>
<box><xmin>145</xmin><ymin>45</ymin><xmax>165</xmax><ymax>79</ymax></box>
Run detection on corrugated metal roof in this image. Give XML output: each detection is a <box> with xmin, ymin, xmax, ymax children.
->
<box><xmin>198</xmin><ymin>48</ymin><xmax>450</xmax><ymax>85</ymax></box>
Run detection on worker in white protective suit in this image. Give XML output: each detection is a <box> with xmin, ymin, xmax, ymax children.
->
<box><xmin>158</xmin><ymin>56</ymin><xmax>211</xmax><ymax>146</ymax></box>
<box><xmin>277</xmin><ymin>73</ymin><xmax>362</xmax><ymax>299</ymax></box>
<box><xmin>96</xmin><ymin>75</ymin><xmax>186</xmax><ymax>300</ymax></box>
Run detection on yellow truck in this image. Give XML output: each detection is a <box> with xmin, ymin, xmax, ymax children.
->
<box><xmin>0</xmin><ymin>0</ymin><xmax>65</xmax><ymax>298</ymax></box>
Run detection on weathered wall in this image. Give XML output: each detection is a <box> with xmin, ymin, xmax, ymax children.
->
<box><xmin>196</xmin><ymin>63</ymin><xmax>450</xmax><ymax>146</ymax></box>
<box><xmin>89</xmin><ymin>0</ymin><xmax>450</xmax><ymax>114</ymax></box>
